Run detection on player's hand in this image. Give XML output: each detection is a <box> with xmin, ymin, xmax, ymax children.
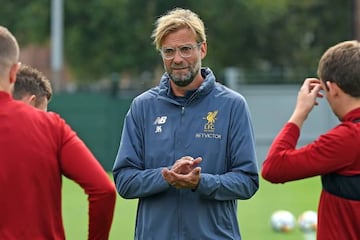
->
<box><xmin>162</xmin><ymin>156</ymin><xmax>202</xmax><ymax>188</ymax></box>
<box><xmin>170</xmin><ymin>156</ymin><xmax>202</xmax><ymax>174</ymax></box>
<box><xmin>162</xmin><ymin>166</ymin><xmax>201</xmax><ymax>189</ymax></box>
<box><xmin>289</xmin><ymin>78</ymin><xmax>323</xmax><ymax>128</ymax></box>
<box><xmin>297</xmin><ymin>78</ymin><xmax>323</xmax><ymax>109</ymax></box>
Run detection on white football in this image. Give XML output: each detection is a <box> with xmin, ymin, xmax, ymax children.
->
<box><xmin>298</xmin><ymin>210</ymin><xmax>317</xmax><ymax>232</ymax></box>
<box><xmin>270</xmin><ymin>210</ymin><xmax>296</xmax><ymax>232</ymax></box>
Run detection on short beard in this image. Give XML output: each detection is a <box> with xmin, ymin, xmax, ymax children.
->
<box><xmin>169</xmin><ymin>71</ymin><xmax>195</xmax><ymax>87</ymax></box>
<box><xmin>167</xmin><ymin>60</ymin><xmax>201</xmax><ymax>87</ymax></box>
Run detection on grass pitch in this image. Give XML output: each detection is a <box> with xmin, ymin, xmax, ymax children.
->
<box><xmin>62</xmin><ymin>174</ymin><xmax>321</xmax><ymax>239</ymax></box>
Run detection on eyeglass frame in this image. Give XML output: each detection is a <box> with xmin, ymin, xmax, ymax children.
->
<box><xmin>159</xmin><ymin>42</ymin><xmax>203</xmax><ymax>60</ymax></box>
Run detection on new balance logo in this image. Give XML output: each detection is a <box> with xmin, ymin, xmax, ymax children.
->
<box><xmin>154</xmin><ymin>116</ymin><xmax>167</xmax><ymax>125</ymax></box>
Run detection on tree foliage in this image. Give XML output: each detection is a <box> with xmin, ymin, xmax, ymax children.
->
<box><xmin>0</xmin><ymin>0</ymin><xmax>50</xmax><ymax>46</ymax></box>
<box><xmin>0</xmin><ymin>0</ymin><xmax>353</xmax><ymax>84</ymax></box>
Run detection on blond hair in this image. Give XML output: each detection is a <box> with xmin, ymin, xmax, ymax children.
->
<box><xmin>151</xmin><ymin>8</ymin><xmax>206</xmax><ymax>50</ymax></box>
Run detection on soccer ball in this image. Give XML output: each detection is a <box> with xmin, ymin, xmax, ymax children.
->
<box><xmin>270</xmin><ymin>210</ymin><xmax>296</xmax><ymax>232</ymax></box>
<box><xmin>298</xmin><ymin>210</ymin><xmax>317</xmax><ymax>232</ymax></box>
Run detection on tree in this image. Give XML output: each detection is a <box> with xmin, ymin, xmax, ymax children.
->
<box><xmin>0</xmin><ymin>0</ymin><xmax>353</xmax><ymax>84</ymax></box>
<box><xmin>0</xmin><ymin>0</ymin><xmax>50</xmax><ymax>47</ymax></box>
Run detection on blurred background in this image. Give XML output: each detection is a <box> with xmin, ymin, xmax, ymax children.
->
<box><xmin>1</xmin><ymin>0</ymin><xmax>357</xmax><ymax>169</ymax></box>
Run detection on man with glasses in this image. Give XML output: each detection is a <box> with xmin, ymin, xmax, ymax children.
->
<box><xmin>113</xmin><ymin>8</ymin><xmax>259</xmax><ymax>239</ymax></box>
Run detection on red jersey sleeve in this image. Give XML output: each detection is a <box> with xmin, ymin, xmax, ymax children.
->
<box><xmin>261</xmin><ymin>122</ymin><xmax>359</xmax><ymax>183</ymax></box>
<box><xmin>54</xmin><ymin>114</ymin><xmax>116</xmax><ymax>240</ymax></box>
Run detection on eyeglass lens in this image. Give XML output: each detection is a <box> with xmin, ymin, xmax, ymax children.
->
<box><xmin>161</xmin><ymin>43</ymin><xmax>201</xmax><ymax>59</ymax></box>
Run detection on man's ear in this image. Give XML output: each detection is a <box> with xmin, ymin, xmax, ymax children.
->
<box><xmin>21</xmin><ymin>94</ymin><xmax>37</xmax><ymax>107</ymax></box>
<box><xmin>29</xmin><ymin>95</ymin><xmax>36</xmax><ymax>107</ymax></box>
<box><xmin>327</xmin><ymin>81</ymin><xmax>342</xmax><ymax>97</ymax></box>
<box><xmin>9</xmin><ymin>62</ymin><xmax>21</xmax><ymax>84</ymax></box>
<box><xmin>200</xmin><ymin>42</ymin><xmax>207</xmax><ymax>60</ymax></box>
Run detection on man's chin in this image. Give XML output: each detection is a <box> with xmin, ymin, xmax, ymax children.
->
<box><xmin>172</xmin><ymin>78</ymin><xmax>193</xmax><ymax>87</ymax></box>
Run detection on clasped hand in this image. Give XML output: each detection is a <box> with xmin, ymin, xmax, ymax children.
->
<box><xmin>162</xmin><ymin>156</ymin><xmax>202</xmax><ymax>189</ymax></box>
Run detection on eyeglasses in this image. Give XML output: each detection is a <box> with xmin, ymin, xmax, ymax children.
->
<box><xmin>160</xmin><ymin>42</ymin><xmax>202</xmax><ymax>60</ymax></box>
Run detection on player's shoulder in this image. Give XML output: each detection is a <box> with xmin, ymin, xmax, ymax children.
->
<box><xmin>132</xmin><ymin>86</ymin><xmax>160</xmax><ymax>105</ymax></box>
<box><xmin>214</xmin><ymin>82</ymin><xmax>246</xmax><ymax>102</ymax></box>
<box><xmin>44</xmin><ymin>111</ymin><xmax>67</xmax><ymax>124</ymax></box>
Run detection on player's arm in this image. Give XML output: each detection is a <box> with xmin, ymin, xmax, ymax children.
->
<box><xmin>57</xmin><ymin>116</ymin><xmax>116</xmax><ymax>240</ymax></box>
<box><xmin>262</xmin><ymin>121</ymin><xmax>358</xmax><ymax>183</ymax></box>
<box><xmin>112</xmin><ymin>105</ymin><xmax>170</xmax><ymax>199</ymax></box>
<box><xmin>196</xmin><ymin>100</ymin><xmax>259</xmax><ymax>200</ymax></box>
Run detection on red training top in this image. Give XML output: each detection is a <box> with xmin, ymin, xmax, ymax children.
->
<box><xmin>262</xmin><ymin>107</ymin><xmax>360</xmax><ymax>240</ymax></box>
<box><xmin>0</xmin><ymin>92</ymin><xmax>116</xmax><ymax>239</ymax></box>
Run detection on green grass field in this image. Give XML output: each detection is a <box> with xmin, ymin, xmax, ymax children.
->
<box><xmin>62</xmin><ymin>174</ymin><xmax>321</xmax><ymax>239</ymax></box>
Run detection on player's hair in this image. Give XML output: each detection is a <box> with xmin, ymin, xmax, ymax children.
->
<box><xmin>151</xmin><ymin>8</ymin><xmax>206</xmax><ymax>50</ymax></box>
<box><xmin>317</xmin><ymin>40</ymin><xmax>360</xmax><ymax>97</ymax></box>
<box><xmin>0</xmin><ymin>26</ymin><xmax>19</xmax><ymax>70</ymax></box>
<box><xmin>14</xmin><ymin>64</ymin><xmax>53</xmax><ymax>107</ymax></box>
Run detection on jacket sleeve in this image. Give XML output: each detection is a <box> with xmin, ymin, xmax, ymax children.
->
<box><xmin>197</xmin><ymin>99</ymin><xmax>259</xmax><ymax>200</ymax></box>
<box><xmin>56</xmin><ymin>115</ymin><xmax>116</xmax><ymax>240</ymax></box>
<box><xmin>261</xmin><ymin>122</ymin><xmax>359</xmax><ymax>183</ymax></box>
<box><xmin>112</xmin><ymin>103</ymin><xmax>170</xmax><ymax>199</ymax></box>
